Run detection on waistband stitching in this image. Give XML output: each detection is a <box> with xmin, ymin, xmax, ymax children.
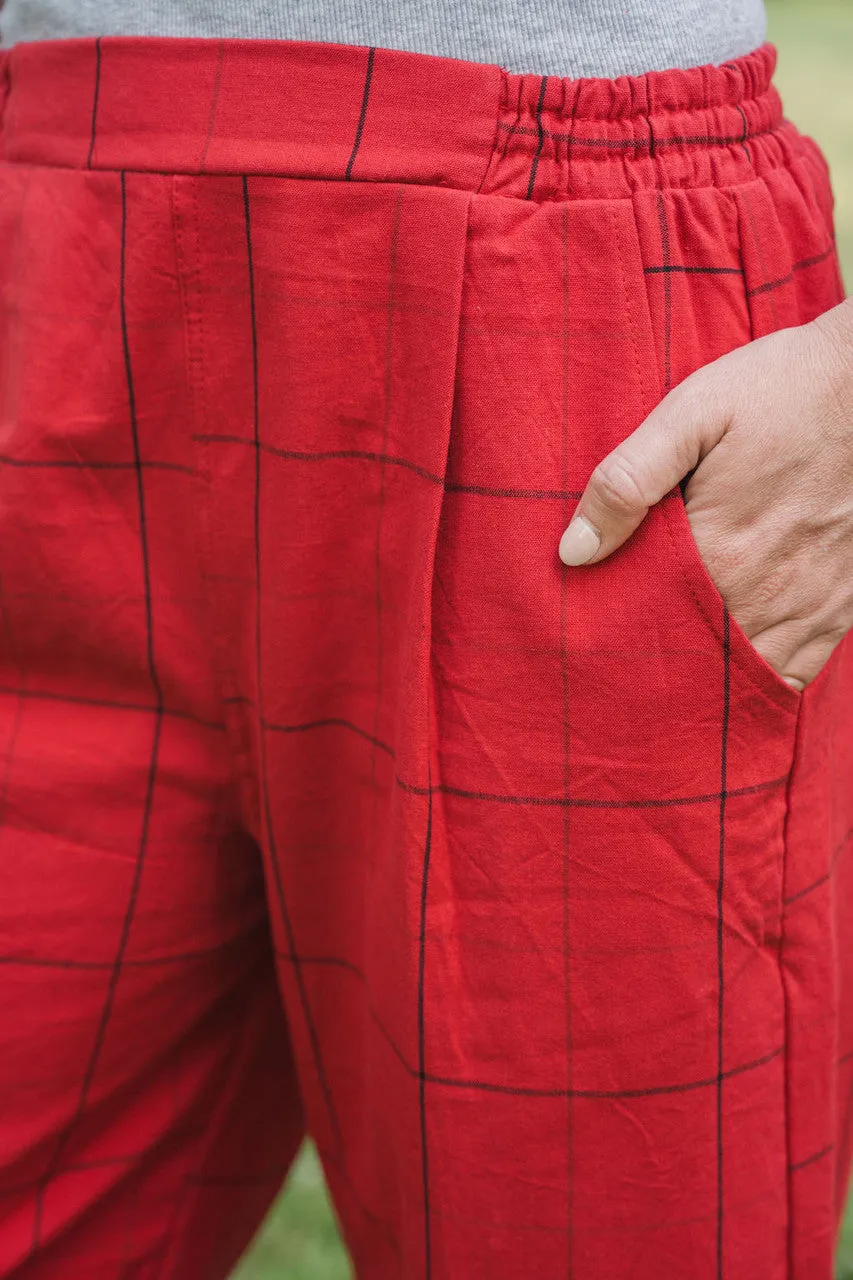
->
<box><xmin>496</xmin><ymin>119</ymin><xmax>781</xmax><ymax>151</ymax></box>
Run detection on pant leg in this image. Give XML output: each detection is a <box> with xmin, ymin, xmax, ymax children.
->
<box><xmin>174</xmin><ymin>120</ymin><xmax>853</xmax><ymax>1280</ymax></box>
<box><xmin>21</xmin><ymin>34</ymin><xmax>844</xmax><ymax>1280</ymax></box>
<box><xmin>0</xmin><ymin>161</ymin><xmax>303</xmax><ymax>1279</ymax></box>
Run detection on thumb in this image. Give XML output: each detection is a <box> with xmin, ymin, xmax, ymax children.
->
<box><xmin>558</xmin><ymin>374</ymin><xmax>728</xmax><ymax>567</ymax></box>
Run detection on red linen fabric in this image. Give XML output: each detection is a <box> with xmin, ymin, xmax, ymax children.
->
<box><xmin>0</xmin><ymin>35</ymin><xmax>850</xmax><ymax>1279</ymax></box>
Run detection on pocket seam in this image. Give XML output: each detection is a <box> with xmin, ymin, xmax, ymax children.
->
<box><xmin>623</xmin><ymin>191</ymin><xmax>801</xmax><ymax>720</ymax></box>
<box><xmin>661</xmin><ymin>488</ymin><xmax>802</xmax><ymax>718</ymax></box>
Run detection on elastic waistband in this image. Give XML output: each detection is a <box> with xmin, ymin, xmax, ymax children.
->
<box><xmin>0</xmin><ymin>38</ymin><xmax>788</xmax><ymax>199</ymax></box>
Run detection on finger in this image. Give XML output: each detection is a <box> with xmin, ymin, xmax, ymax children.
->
<box><xmin>558</xmin><ymin>372</ymin><xmax>729</xmax><ymax>566</ymax></box>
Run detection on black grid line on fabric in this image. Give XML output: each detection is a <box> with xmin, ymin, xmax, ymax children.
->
<box><xmin>265</xmin><ymin>708</ymin><xmax>790</xmax><ymax>807</ymax></box>
<box><xmin>0</xmin><ymin>454</ymin><xmax>196</xmax><ymax>475</ymax></box>
<box><xmin>0</xmin><ymin>934</ymin><xmax>253</xmax><ymax>970</ymax></box>
<box><xmin>0</xmin><ymin>1177</ymin><xmax>775</xmax><ymax>1252</ymax></box>
<box><xmin>644</xmin><ymin>265</ymin><xmax>742</xmax><ymax>277</ymax></box>
<box><xmin>18</xmin><ymin>240</ymin><xmax>815</xmax><ymax>327</ymax></box>
<box><xmin>285</xmin><ymin>962</ymin><xmax>409</xmax><ymax>1080</ymax></box>
<box><xmin>0</xmin><ymin>1157</ymin><xmax>151</xmax><ymax>1200</ymax></box>
<box><xmin>238</xmin><ymin>163</ymin><xmax>405</xmax><ymax>1279</ymax></box>
<box><xmin>0</xmin><ymin>683</ymin><xmax>790</xmax><ymax>809</ymax></box>
<box><xmin>192</xmin><ymin>435</ymin><xmax>587</xmax><ymax>500</ymax></box>
<box><xmin>198</xmin><ymin>38</ymin><xmax>225</xmax><ymax>175</ymax></box>
<box><xmin>240</xmin><ymin>175</ymin><xmax>344</xmax><ymax>1158</ymax></box>
<box><xmin>0</xmin><ymin>683</ymin><xmax>225</xmax><ymax>732</ymax></box>
<box><xmin>0</xmin><ymin>683</ymin><xmax>790</xmax><ymax>810</ymax></box>
<box><xmin>735</xmin><ymin>104</ymin><xmax>752</xmax><ymax>166</ymax></box>
<box><xmin>497</xmin><ymin>119</ymin><xmax>778</xmax><ymax>151</ymax></box>
<box><xmin>86</xmin><ymin>36</ymin><xmax>101</xmax><ymax>170</ymax></box>
<box><xmin>192</xmin><ymin>434</ymin><xmax>445</xmax><ymax>485</ymax></box>
<box><xmin>1</xmin><ymin>1152</ymin><xmax>399</xmax><ymax>1259</ymax></box>
<box><xmin>395</xmin><ymin>771</ymin><xmax>788</xmax><ymax>810</ymax></box>
<box><xmin>716</xmin><ymin>608</ymin><xmax>731</xmax><ymax>1280</ymax></box>
<box><xmin>656</xmin><ymin>192</ymin><xmax>673</xmax><ymax>393</ymax></box>
<box><xmin>263</xmin><ymin>705</ymin><xmax>792</xmax><ymax>808</ymax></box>
<box><xmin>525</xmin><ymin>76</ymin><xmax>550</xmax><ymax>201</ymax></box>
<box><xmin>345</xmin><ymin>46</ymin><xmax>376</xmax><ymax>181</ymax></box>
<box><xmin>10</xmin><ymin>811</ymin><xmax>220</xmax><ymax>865</ymax></box>
<box><xmin>30</xmin><ymin>170</ymin><xmax>166</xmax><ymax>1254</ymax></box>
<box><xmin>0</xmin><ymin>138</ymin><xmax>843</xmax><ymax>1277</ymax></box>
<box><xmin>741</xmin><ymin>185</ymin><xmax>781</xmax><ymax>331</ymax></box>
<box><xmin>428</xmin><ymin>1045</ymin><xmax>783</xmax><ymax>1099</ymax></box>
<box><xmin>4</xmin><ymin>1031</ymin><xmax>815</xmax><ymax>1207</ymax></box>
<box><xmin>782</xmin><ymin>822</ymin><xmax>853</xmax><ymax>907</ymax></box>
<box><xmin>789</xmin><ymin>1143</ymin><xmax>834</xmax><ymax>1174</ymax></box>
<box><xmin>560</xmin><ymin>200</ymin><xmax>575</xmax><ymax>1276</ymax></box>
<box><xmin>192</xmin><ymin>211</ymin><xmax>828</xmax><ymax>486</ymax></box>
<box><xmin>746</xmin><ymin>245</ymin><xmax>838</xmax><ymax>298</ymax></box>
<box><xmin>266</xmin><ymin>714</ymin><xmax>395</xmax><ymax>756</ymax></box>
<box><xmin>3</xmin><ymin>580</ymin><xmax>388</xmax><ymax>611</ymax></box>
<box><xmin>322</xmin><ymin>179</ymin><xmax>410</xmax><ymax>1267</ymax></box>
<box><xmin>278</xmin><ymin>948</ymin><xmax>785</xmax><ymax>1100</ymax></box>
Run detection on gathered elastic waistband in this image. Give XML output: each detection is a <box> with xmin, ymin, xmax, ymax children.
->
<box><xmin>0</xmin><ymin>37</ymin><xmax>792</xmax><ymax>199</ymax></box>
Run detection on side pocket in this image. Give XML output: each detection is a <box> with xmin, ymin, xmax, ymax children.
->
<box><xmin>663</xmin><ymin>482</ymin><xmax>803</xmax><ymax>716</ymax></box>
<box><xmin>621</xmin><ymin>190</ymin><xmax>803</xmax><ymax>722</ymax></box>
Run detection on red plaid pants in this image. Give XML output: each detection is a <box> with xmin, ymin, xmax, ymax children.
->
<box><xmin>0</xmin><ymin>35</ymin><xmax>851</xmax><ymax>1280</ymax></box>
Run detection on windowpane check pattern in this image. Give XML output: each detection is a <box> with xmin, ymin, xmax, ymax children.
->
<box><xmin>0</xmin><ymin>35</ymin><xmax>851</xmax><ymax>1280</ymax></box>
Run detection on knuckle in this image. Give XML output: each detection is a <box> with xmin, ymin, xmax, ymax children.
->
<box><xmin>591</xmin><ymin>455</ymin><xmax>649</xmax><ymax>518</ymax></box>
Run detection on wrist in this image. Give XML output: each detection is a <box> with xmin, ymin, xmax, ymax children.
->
<box><xmin>811</xmin><ymin>293</ymin><xmax>853</xmax><ymax>379</ymax></box>
<box><xmin>836</xmin><ymin>294</ymin><xmax>853</xmax><ymax>335</ymax></box>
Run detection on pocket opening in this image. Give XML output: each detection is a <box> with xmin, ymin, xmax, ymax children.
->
<box><xmin>662</xmin><ymin>485</ymin><xmax>803</xmax><ymax>716</ymax></box>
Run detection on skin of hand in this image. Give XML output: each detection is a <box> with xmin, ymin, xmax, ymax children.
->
<box><xmin>558</xmin><ymin>296</ymin><xmax>853</xmax><ymax>692</ymax></box>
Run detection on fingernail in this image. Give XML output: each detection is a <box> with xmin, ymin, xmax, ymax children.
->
<box><xmin>559</xmin><ymin>516</ymin><xmax>601</xmax><ymax>566</ymax></box>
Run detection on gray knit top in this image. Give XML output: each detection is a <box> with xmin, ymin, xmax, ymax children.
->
<box><xmin>0</xmin><ymin>0</ymin><xmax>767</xmax><ymax>79</ymax></box>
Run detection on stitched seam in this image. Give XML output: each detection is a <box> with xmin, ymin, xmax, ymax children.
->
<box><xmin>605</xmin><ymin>207</ymin><xmax>795</xmax><ymax>719</ymax></box>
<box><xmin>623</xmin><ymin>190</ymin><xmax>799</xmax><ymax>718</ymax></box>
<box><xmin>475</xmin><ymin>66</ymin><xmax>508</xmax><ymax>195</ymax></box>
<box><xmin>496</xmin><ymin>119</ymin><xmax>781</xmax><ymax>148</ymax></box>
<box><xmin>613</xmin><ymin>201</ymin><xmax>653</xmax><ymax>420</ymax></box>
<box><xmin>0</xmin><ymin>155</ymin><xmax>809</xmax><ymax>203</ymax></box>
<box><xmin>171</xmin><ymin>177</ymin><xmax>246</xmax><ymax>764</ymax></box>
<box><xmin>778</xmin><ymin>690</ymin><xmax>807</xmax><ymax>1280</ymax></box>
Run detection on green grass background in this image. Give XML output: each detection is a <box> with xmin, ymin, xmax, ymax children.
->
<box><xmin>230</xmin><ymin>3</ymin><xmax>853</xmax><ymax>1276</ymax></box>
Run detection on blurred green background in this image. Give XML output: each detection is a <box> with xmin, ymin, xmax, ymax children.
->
<box><xmin>230</xmin><ymin>2</ymin><xmax>853</xmax><ymax>1276</ymax></box>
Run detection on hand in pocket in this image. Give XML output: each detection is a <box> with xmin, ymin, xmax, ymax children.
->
<box><xmin>557</xmin><ymin>299</ymin><xmax>853</xmax><ymax>693</ymax></box>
